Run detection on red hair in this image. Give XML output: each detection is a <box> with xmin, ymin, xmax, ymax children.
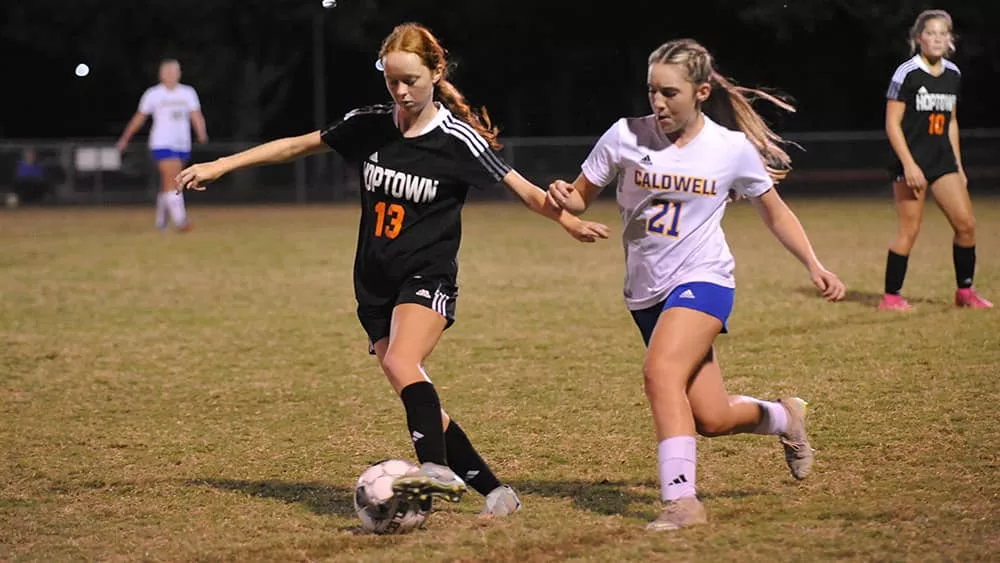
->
<box><xmin>379</xmin><ymin>23</ymin><xmax>502</xmax><ymax>150</ymax></box>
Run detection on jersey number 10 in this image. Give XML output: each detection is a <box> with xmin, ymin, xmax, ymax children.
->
<box><xmin>928</xmin><ymin>113</ymin><xmax>946</xmax><ymax>136</ymax></box>
<box><xmin>646</xmin><ymin>200</ymin><xmax>683</xmax><ymax>237</ymax></box>
<box><xmin>374</xmin><ymin>201</ymin><xmax>405</xmax><ymax>239</ymax></box>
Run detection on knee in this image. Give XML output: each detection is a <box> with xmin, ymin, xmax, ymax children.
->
<box><xmin>954</xmin><ymin>215</ymin><xmax>976</xmax><ymax>240</ymax></box>
<box><xmin>695</xmin><ymin>417</ymin><xmax>732</xmax><ymax>438</ymax></box>
<box><xmin>642</xmin><ymin>358</ymin><xmax>686</xmax><ymax>398</ymax></box>
<box><xmin>380</xmin><ymin>351</ymin><xmax>415</xmax><ymax>381</ymax></box>
<box><xmin>896</xmin><ymin>223</ymin><xmax>921</xmax><ymax>246</ymax></box>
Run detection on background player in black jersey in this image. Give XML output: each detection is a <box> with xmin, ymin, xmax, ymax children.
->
<box><xmin>880</xmin><ymin>9</ymin><xmax>992</xmax><ymax>311</ymax></box>
<box><xmin>174</xmin><ymin>23</ymin><xmax>609</xmax><ymax>518</ymax></box>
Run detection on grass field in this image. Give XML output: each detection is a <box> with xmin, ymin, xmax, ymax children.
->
<box><xmin>2</xmin><ymin>198</ymin><xmax>999</xmax><ymax>562</ymax></box>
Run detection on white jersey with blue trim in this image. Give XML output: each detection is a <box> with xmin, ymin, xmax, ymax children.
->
<box><xmin>581</xmin><ymin>115</ymin><xmax>773</xmax><ymax>311</ymax></box>
<box><xmin>138</xmin><ymin>83</ymin><xmax>201</xmax><ymax>151</ymax></box>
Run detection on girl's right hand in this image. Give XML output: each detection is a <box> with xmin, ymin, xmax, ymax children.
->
<box><xmin>902</xmin><ymin>162</ymin><xmax>927</xmax><ymax>194</ymax></box>
<box><xmin>175</xmin><ymin>161</ymin><xmax>226</xmax><ymax>193</ymax></box>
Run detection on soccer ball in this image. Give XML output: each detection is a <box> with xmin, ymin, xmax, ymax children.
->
<box><xmin>353</xmin><ymin>459</ymin><xmax>431</xmax><ymax>534</ymax></box>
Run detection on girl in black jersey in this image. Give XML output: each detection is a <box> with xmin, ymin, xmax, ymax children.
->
<box><xmin>880</xmin><ymin>10</ymin><xmax>992</xmax><ymax>311</ymax></box>
<box><xmin>175</xmin><ymin>23</ymin><xmax>609</xmax><ymax>517</ymax></box>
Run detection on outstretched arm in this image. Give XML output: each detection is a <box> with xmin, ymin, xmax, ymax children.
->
<box><xmin>751</xmin><ymin>189</ymin><xmax>846</xmax><ymax>301</ymax></box>
<box><xmin>116</xmin><ymin>112</ymin><xmax>148</xmax><ymax>152</ymax></box>
<box><xmin>501</xmin><ymin>169</ymin><xmax>610</xmax><ymax>243</ymax></box>
<box><xmin>176</xmin><ymin>131</ymin><xmax>330</xmax><ymax>191</ymax></box>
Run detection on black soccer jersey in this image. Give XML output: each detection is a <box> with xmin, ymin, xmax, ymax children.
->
<box><xmin>886</xmin><ymin>55</ymin><xmax>961</xmax><ymax>168</ymax></box>
<box><xmin>320</xmin><ymin>103</ymin><xmax>511</xmax><ymax>303</ymax></box>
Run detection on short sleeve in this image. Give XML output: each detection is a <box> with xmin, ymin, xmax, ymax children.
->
<box><xmin>187</xmin><ymin>87</ymin><xmax>201</xmax><ymax>112</ymax></box>
<box><xmin>886</xmin><ymin>66</ymin><xmax>911</xmax><ymax>101</ymax></box>
<box><xmin>138</xmin><ymin>88</ymin><xmax>155</xmax><ymax>114</ymax></box>
<box><xmin>320</xmin><ymin>108</ymin><xmax>369</xmax><ymax>161</ymax></box>
<box><xmin>440</xmin><ymin>117</ymin><xmax>511</xmax><ymax>189</ymax></box>
<box><xmin>731</xmin><ymin>137</ymin><xmax>773</xmax><ymax>199</ymax></box>
<box><xmin>580</xmin><ymin>120</ymin><xmax>623</xmax><ymax>187</ymax></box>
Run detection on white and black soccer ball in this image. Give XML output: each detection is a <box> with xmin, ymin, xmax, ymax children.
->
<box><xmin>353</xmin><ymin>459</ymin><xmax>431</xmax><ymax>534</ymax></box>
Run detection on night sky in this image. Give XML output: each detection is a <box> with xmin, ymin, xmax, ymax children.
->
<box><xmin>3</xmin><ymin>0</ymin><xmax>998</xmax><ymax>141</ymax></box>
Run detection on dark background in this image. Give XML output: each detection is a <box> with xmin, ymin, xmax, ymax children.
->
<box><xmin>3</xmin><ymin>0</ymin><xmax>998</xmax><ymax>143</ymax></box>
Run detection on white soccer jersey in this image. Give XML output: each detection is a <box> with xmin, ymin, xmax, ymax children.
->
<box><xmin>581</xmin><ymin>115</ymin><xmax>773</xmax><ymax>310</ymax></box>
<box><xmin>137</xmin><ymin>84</ymin><xmax>201</xmax><ymax>151</ymax></box>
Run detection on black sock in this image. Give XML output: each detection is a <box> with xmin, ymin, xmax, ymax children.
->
<box><xmin>884</xmin><ymin>250</ymin><xmax>909</xmax><ymax>295</ymax></box>
<box><xmin>953</xmin><ymin>244</ymin><xmax>975</xmax><ymax>289</ymax></box>
<box><xmin>399</xmin><ymin>382</ymin><xmax>446</xmax><ymax>465</ymax></box>
<box><xmin>444</xmin><ymin>421</ymin><xmax>502</xmax><ymax>496</ymax></box>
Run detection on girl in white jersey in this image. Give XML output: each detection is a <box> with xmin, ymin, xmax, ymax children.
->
<box><xmin>547</xmin><ymin>38</ymin><xmax>846</xmax><ymax>530</ymax></box>
<box><xmin>117</xmin><ymin>59</ymin><xmax>208</xmax><ymax>232</ymax></box>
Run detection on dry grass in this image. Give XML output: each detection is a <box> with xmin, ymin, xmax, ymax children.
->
<box><xmin>2</xmin><ymin>197</ymin><xmax>999</xmax><ymax>562</ymax></box>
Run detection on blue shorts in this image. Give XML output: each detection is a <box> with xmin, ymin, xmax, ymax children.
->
<box><xmin>629</xmin><ymin>282</ymin><xmax>735</xmax><ymax>347</ymax></box>
<box><xmin>151</xmin><ymin>149</ymin><xmax>191</xmax><ymax>162</ymax></box>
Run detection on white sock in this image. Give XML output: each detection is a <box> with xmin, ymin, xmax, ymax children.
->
<box><xmin>736</xmin><ymin>396</ymin><xmax>788</xmax><ymax>435</ymax></box>
<box><xmin>166</xmin><ymin>191</ymin><xmax>187</xmax><ymax>226</ymax></box>
<box><xmin>155</xmin><ymin>193</ymin><xmax>168</xmax><ymax>228</ymax></box>
<box><xmin>658</xmin><ymin>436</ymin><xmax>697</xmax><ymax>502</ymax></box>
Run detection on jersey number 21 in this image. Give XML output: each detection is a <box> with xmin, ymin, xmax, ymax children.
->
<box><xmin>647</xmin><ymin>200</ymin><xmax>683</xmax><ymax>237</ymax></box>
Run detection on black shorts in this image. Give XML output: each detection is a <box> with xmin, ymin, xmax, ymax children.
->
<box><xmin>891</xmin><ymin>149</ymin><xmax>958</xmax><ymax>186</ymax></box>
<box><xmin>357</xmin><ymin>275</ymin><xmax>458</xmax><ymax>353</ymax></box>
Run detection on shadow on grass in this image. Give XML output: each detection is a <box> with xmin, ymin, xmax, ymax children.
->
<box><xmin>792</xmin><ymin>286</ymin><xmax>940</xmax><ymax>307</ymax></box>
<box><xmin>510</xmin><ymin>479</ymin><xmax>772</xmax><ymax>520</ymax></box>
<box><xmin>187</xmin><ymin>478</ymin><xmax>356</xmax><ymax>517</ymax></box>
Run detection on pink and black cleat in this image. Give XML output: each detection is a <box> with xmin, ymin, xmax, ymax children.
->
<box><xmin>877</xmin><ymin>293</ymin><xmax>913</xmax><ymax>311</ymax></box>
<box><xmin>955</xmin><ymin>288</ymin><xmax>993</xmax><ymax>309</ymax></box>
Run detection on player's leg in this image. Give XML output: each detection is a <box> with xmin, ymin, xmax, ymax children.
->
<box><xmin>158</xmin><ymin>154</ymin><xmax>191</xmax><ymax>231</ymax></box>
<box><xmin>686</xmin><ymin>349</ymin><xmax>813</xmax><ymax>480</ymax></box>
<box><xmin>370</xmin><ymin>302</ymin><xmax>468</xmax><ymax>502</ymax></box>
<box><xmin>640</xmin><ymin>302</ymin><xmax>721</xmax><ymax>531</ymax></box>
<box><xmin>151</xmin><ymin>150</ymin><xmax>170</xmax><ymax>229</ymax></box>
<box><xmin>384</xmin><ymin>278</ymin><xmax>520</xmax><ymax>515</ymax></box>
<box><xmin>930</xmin><ymin>172</ymin><xmax>992</xmax><ymax>308</ymax></box>
<box><xmin>880</xmin><ymin>178</ymin><xmax>927</xmax><ymax>310</ymax></box>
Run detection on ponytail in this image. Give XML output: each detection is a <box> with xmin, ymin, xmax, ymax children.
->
<box><xmin>705</xmin><ymin>72</ymin><xmax>795</xmax><ymax>169</ymax></box>
<box><xmin>437</xmin><ymin>79</ymin><xmax>502</xmax><ymax>151</ymax></box>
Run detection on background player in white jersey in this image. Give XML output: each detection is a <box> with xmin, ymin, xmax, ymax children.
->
<box><xmin>174</xmin><ymin>23</ymin><xmax>608</xmax><ymax>517</ymax></box>
<box><xmin>117</xmin><ymin>59</ymin><xmax>208</xmax><ymax>232</ymax></box>
<box><xmin>880</xmin><ymin>10</ymin><xmax>991</xmax><ymax>311</ymax></box>
<box><xmin>547</xmin><ymin>38</ymin><xmax>846</xmax><ymax>531</ymax></box>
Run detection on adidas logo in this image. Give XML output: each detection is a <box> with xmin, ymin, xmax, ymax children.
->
<box><xmin>415</xmin><ymin>289</ymin><xmax>431</xmax><ymax>299</ymax></box>
<box><xmin>917</xmin><ymin>86</ymin><xmax>929</xmax><ymax>94</ymax></box>
<box><xmin>679</xmin><ymin>289</ymin><xmax>696</xmax><ymax>299</ymax></box>
<box><xmin>368</xmin><ymin>151</ymin><xmax>379</xmax><ymax>163</ymax></box>
<box><xmin>464</xmin><ymin>470</ymin><xmax>480</xmax><ymax>481</ymax></box>
<box><xmin>667</xmin><ymin>474</ymin><xmax>689</xmax><ymax>486</ymax></box>
<box><xmin>411</xmin><ymin>430</ymin><xmax>424</xmax><ymax>442</ymax></box>
<box><xmin>640</xmin><ymin>154</ymin><xmax>653</xmax><ymax>166</ymax></box>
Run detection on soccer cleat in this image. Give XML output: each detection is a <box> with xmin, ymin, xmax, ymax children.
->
<box><xmin>646</xmin><ymin>497</ymin><xmax>707</xmax><ymax>531</ymax></box>
<box><xmin>480</xmin><ymin>485</ymin><xmax>522</xmax><ymax>518</ymax></box>
<box><xmin>391</xmin><ymin>462</ymin><xmax>467</xmax><ymax>503</ymax></box>
<box><xmin>955</xmin><ymin>288</ymin><xmax>993</xmax><ymax>309</ymax></box>
<box><xmin>877</xmin><ymin>293</ymin><xmax>913</xmax><ymax>311</ymax></box>
<box><xmin>778</xmin><ymin>397</ymin><xmax>814</xmax><ymax>480</ymax></box>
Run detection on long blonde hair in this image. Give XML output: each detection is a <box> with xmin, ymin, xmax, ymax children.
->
<box><xmin>379</xmin><ymin>23</ymin><xmax>502</xmax><ymax>150</ymax></box>
<box><xmin>648</xmin><ymin>39</ymin><xmax>794</xmax><ymax>169</ymax></box>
